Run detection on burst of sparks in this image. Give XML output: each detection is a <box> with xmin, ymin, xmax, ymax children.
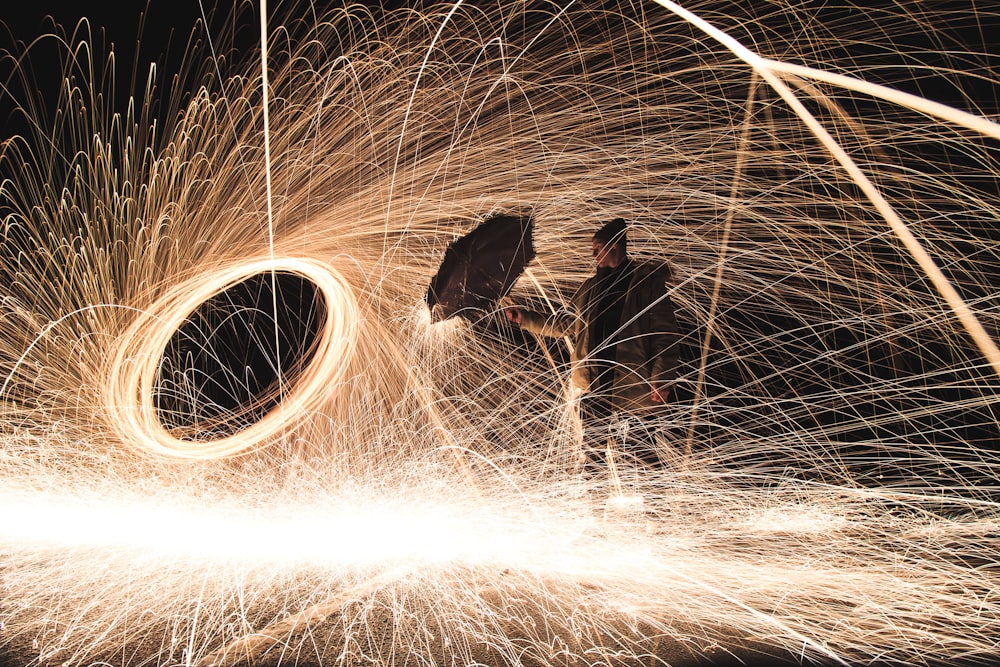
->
<box><xmin>2</xmin><ymin>1</ymin><xmax>1000</xmax><ymax>666</ymax></box>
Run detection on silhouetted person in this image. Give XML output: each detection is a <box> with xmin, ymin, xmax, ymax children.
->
<box><xmin>506</xmin><ymin>218</ymin><xmax>679</xmax><ymax>469</ymax></box>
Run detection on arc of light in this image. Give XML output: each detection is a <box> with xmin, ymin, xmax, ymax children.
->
<box><xmin>381</xmin><ymin>0</ymin><xmax>464</xmax><ymax>279</ymax></box>
<box><xmin>761</xmin><ymin>59</ymin><xmax>1000</xmax><ymax>143</ymax></box>
<box><xmin>197</xmin><ymin>0</ymin><xmax>267</xmax><ymax>226</ymax></box>
<box><xmin>685</xmin><ymin>72</ymin><xmax>760</xmax><ymax>458</ymax></box>
<box><xmin>196</xmin><ymin>567</ymin><xmax>415</xmax><ymax>667</ymax></box>
<box><xmin>106</xmin><ymin>257</ymin><xmax>358</xmax><ymax>459</ymax></box>
<box><xmin>258</xmin><ymin>0</ymin><xmax>284</xmax><ymax>403</ymax></box>
<box><xmin>651</xmin><ymin>0</ymin><xmax>1000</xmax><ymax>381</ymax></box>
<box><xmin>0</xmin><ymin>304</ymin><xmax>142</xmax><ymax>401</ymax></box>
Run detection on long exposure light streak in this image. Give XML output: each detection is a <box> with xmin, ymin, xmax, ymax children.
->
<box><xmin>653</xmin><ymin>0</ymin><xmax>1000</xmax><ymax>381</ymax></box>
<box><xmin>2</xmin><ymin>1</ymin><xmax>999</xmax><ymax>665</ymax></box>
<box><xmin>258</xmin><ymin>0</ymin><xmax>284</xmax><ymax>413</ymax></box>
<box><xmin>107</xmin><ymin>256</ymin><xmax>359</xmax><ymax>458</ymax></box>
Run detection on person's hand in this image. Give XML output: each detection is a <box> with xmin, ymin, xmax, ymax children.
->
<box><xmin>650</xmin><ymin>384</ymin><xmax>671</xmax><ymax>403</ymax></box>
<box><xmin>504</xmin><ymin>306</ymin><xmax>524</xmax><ymax>325</ymax></box>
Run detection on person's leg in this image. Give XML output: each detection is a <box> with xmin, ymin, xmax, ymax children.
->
<box><xmin>619</xmin><ymin>415</ymin><xmax>663</xmax><ymax>468</ymax></box>
<box><xmin>579</xmin><ymin>394</ymin><xmax>613</xmax><ymax>474</ymax></box>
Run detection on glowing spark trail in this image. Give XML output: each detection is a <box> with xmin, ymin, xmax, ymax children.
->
<box><xmin>2</xmin><ymin>1</ymin><xmax>1000</xmax><ymax>666</ymax></box>
<box><xmin>106</xmin><ymin>256</ymin><xmax>358</xmax><ymax>458</ymax></box>
<box><xmin>653</xmin><ymin>0</ymin><xmax>1000</xmax><ymax>380</ymax></box>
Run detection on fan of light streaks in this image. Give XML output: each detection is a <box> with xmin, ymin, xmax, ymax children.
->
<box><xmin>1</xmin><ymin>1</ymin><xmax>999</xmax><ymax>665</ymax></box>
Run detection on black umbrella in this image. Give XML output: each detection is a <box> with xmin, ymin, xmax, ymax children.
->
<box><xmin>426</xmin><ymin>212</ymin><xmax>535</xmax><ymax>322</ymax></box>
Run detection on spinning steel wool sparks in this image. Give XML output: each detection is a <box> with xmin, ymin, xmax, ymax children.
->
<box><xmin>1</xmin><ymin>1</ymin><xmax>999</xmax><ymax>665</ymax></box>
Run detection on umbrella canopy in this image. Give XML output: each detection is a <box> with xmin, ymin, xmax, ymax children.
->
<box><xmin>426</xmin><ymin>212</ymin><xmax>535</xmax><ymax>322</ymax></box>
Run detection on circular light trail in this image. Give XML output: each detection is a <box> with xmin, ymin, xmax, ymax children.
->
<box><xmin>106</xmin><ymin>257</ymin><xmax>358</xmax><ymax>459</ymax></box>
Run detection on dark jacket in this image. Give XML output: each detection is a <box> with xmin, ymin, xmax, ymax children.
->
<box><xmin>519</xmin><ymin>259</ymin><xmax>680</xmax><ymax>413</ymax></box>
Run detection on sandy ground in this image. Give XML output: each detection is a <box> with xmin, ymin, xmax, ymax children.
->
<box><xmin>0</xmin><ymin>612</ymin><xmax>829</xmax><ymax>667</ymax></box>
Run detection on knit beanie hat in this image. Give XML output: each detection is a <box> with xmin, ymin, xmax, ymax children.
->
<box><xmin>593</xmin><ymin>217</ymin><xmax>627</xmax><ymax>250</ymax></box>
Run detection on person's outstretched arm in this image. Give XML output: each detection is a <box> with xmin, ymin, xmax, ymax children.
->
<box><xmin>504</xmin><ymin>305</ymin><xmax>579</xmax><ymax>339</ymax></box>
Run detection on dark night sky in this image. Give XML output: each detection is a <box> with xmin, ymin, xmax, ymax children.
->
<box><xmin>4</xmin><ymin>2</ymin><xmax>241</xmax><ymax>115</ymax></box>
<box><xmin>0</xmin><ymin>1</ymin><xmax>416</xmax><ymax>139</ymax></box>
<box><xmin>0</xmin><ymin>1</ymin><xmax>411</xmax><ymax>68</ymax></box>
<box><xmin>2</xmin><ymin>1</ymin><xmax>998</xmax><ymax>129</ymax></box>
<box><xmin>2</xmin><ymin>1</ymin><xmax>212</xmax><ymax>95</ymax></box>
<box><xmin>1</xmin><ymin>1</ymin><xmax>222</xmax><ymax>141</ymax></box>
<box><xmin>2</xmin><ymin>1</ymin><xmax>205</xmax><ymax>59</ymax></box>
